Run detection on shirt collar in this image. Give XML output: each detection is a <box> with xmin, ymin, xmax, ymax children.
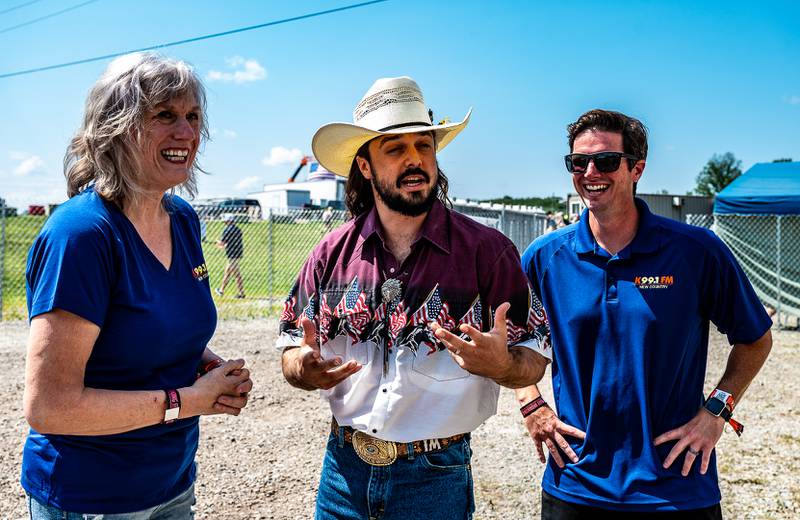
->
<box><xmin>358</xmin><ymin>200</ymin><xmax>451</xmax><ymax>255</ymax></box>
<box><xmin>574</xmin><ymin>198</ymin><xmax>662</xmax><ymax>258</ymax></box>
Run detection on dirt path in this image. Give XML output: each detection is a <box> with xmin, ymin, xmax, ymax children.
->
<box><xmin>0</xmin><ymin>320</ymin><xmax>797</xmax><ymax>518</ymax></box>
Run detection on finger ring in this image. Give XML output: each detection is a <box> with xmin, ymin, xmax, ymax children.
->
<box><xmin>687</xmin><ymin>447</ymin><xmax>700</xmax><ymax>456</ymax></box>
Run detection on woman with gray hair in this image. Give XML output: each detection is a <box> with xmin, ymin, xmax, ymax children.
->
<box><xmin>22</xmin><ymin>52</ymin><xmax>252</xmax><ymax>518</ymax></box>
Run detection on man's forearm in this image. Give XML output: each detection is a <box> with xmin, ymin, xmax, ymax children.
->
<box><xmin>716</xmin><ymin>329</ymin><xmax>772</xmax><ymax>403</ymax></box>
<box><xmin>493</xmin><ymin>347</ymin><xmax>548</xmax><ymax>388</ymax></box>
<box><xmin>515</xmin><ymin>384</ymin><xmax>543</xmax><ymax>405</ymax></box>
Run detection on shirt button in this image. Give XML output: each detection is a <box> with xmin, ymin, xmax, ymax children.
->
<box><xmin>382</xmin><ymin>388</ymin><xmax>387</xmax><ymax>393</ymax></box>
<box><xmin>389</xmin><ymin>267</ymin><xmax>395</xmax><ymax>273</ymax></box>
<box><xmin>372</xmin><ymin>429</ymin><xmax>377</xmax><ymax>433</ymax></box>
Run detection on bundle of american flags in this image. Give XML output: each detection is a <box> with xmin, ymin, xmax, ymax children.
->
<box><xmin>332</xmin><ymin>277</ymin><xmax>370</xmax><ymax>342</ymax></box>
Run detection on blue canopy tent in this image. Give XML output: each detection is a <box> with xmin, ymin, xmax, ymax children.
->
<box><xmin>713</xmin><ymin>162</ymin><xmax>799</xmax><ymax>326</ymax></box>
<box><xmin>714</xmin><ymin>162</ymin><xmax>800</xmax><ymax>214</ymax></box>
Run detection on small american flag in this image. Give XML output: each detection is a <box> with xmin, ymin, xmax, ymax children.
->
<box><xmin>319</xmin><ymin>293</ymin><xmax>332</xmax><ymax>343</ymax></box>
<box><xmin>436</xmin><ymin>302</ymin><xmax>457</xmax><ymax>331</ymax></box>
<box><xmin>459</xmin><ymin>296</ymin><xmax>482</xmax><ymax>330</ymax></box>
<box><xmin>389</xmin><ymin>301</ymin><xmax>407</xmax><ymax>339</ymax></box>
<box><xmin>374</xmin><ymin>302</ymin><xmax>388</xmax><ymax>321</ymax></box>
<box><xmin>302</xmin><ymin>294</ymin><xmax>316</xmax><ymax>321</ymax></box>
<box><xmin>334</xmin><ymin>277</ymin><xmax>361</xmax><ymax>317</ymax></box>
<box><xmin>526</xmin><ymin>286</ymin><xmax>547</xmax><ymax>328</ymax></box>
<box><xmin>410</xmin><ymin>285</ymin><xmax>443</xmax><ymax>325</ymax></box>
<box><xmin>506</xmin><ymin>320</ymin><xmax>526</xmax><ymax>343</ymax></box>
<box><xmin>280</xmin><ymin>295</ymin><xmax>296</xmax><ymax>323</ymax></box>
<box><xmin>344</xmin><ymin>294</ymin><xmax>370</xmax><ymax>341</ymax></box>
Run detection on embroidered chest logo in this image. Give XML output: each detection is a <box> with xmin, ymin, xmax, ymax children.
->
<box><xmin>634</xmin><ymin>275</ymin><xmax>674</xmax><ymax>290</ymax></box>
<box><xmin>192</xmin><ymin>262</ymin><xmax>209</xmax><ymax>281</ymax></box>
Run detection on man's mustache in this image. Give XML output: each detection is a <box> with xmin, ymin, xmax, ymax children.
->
<box><xmin>396</xmin><ymin>167</ymin><xmax>431</xmax><ymax>187</ymax></box>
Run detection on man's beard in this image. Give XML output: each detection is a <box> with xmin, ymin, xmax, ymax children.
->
<box><xmin>372</xmin><ymin>166</ymin><xmax>439</xmax><ymax>217</ymax></box>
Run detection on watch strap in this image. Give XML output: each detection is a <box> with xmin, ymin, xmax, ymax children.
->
<box><xmin>710</xmin><ymin>388</ymin><xmax>735</xmax><ymax>410</ymax></box>
<box><xmin>706</xmin><ymin>388</ymin><xmax>743</xmax><ymax>437</ymax></box>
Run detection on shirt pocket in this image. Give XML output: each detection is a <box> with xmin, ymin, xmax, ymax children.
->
<box><xmin>321</xmin><ymin>335</ymin><xmax>372</xmax><ymax>366</ymax></box>
<box><xmin>411</xmin><ymin>348</ymin><xmax>470</xmax><ymax>382</ymax></box>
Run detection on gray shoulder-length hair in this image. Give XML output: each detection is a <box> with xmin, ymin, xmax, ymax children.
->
<box><xmin>64</xmin><ymin>52</ymin><xmax>209</xmax><ymax>207</ymax></box>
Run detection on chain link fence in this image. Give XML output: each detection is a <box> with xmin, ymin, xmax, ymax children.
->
<box><xmin>685</xmin><ymin>213</ymin><xmax>714</xmax><ymax>229</ymax></box>
<box><xmin>6</xmin><ymin>197</ymin><xmax>796</xmax><ymax>326</ymax></box>
<box><xmin>714</xmin><ymin>214</ymin><xmax>800</xmax><ymax>328</ymax></box>
<box><xmin>0</xmin><ymin>198</ymin><xmax>545</xmax><ymax>320</ymax></box>
<box><xmin>452</xmin><ymin>200</ymin><xmax>547</xmax><ymax>252</ymax></box>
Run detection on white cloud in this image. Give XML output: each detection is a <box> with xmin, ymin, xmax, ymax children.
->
<box><xmin>2</xmin><ymin>181</ymin><xmax>67</xmax><ymax>210</ymax></box>
<box><xmin>261</xmin><ymin>146</ymin><xmax>303</xmax><ymax>167</ymax></box>
<box><xmin>9</xmin><ymin>151</ymin><xmax>46</xmax><ymax>177</ymax></box>
<box><xmin>235</xmin><ymin>176</ymin><xmax>261</xmax><ymax>191</ymax></box>
<box><xmin>206</xmin><ymin>56</ymin><xmax>267</xmax><ymax>84</ymax></box>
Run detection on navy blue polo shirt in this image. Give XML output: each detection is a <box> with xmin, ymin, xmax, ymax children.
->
<box><xmin>24</xmin><ymin>189</ymin><xmax>217</xmax><ymax>513</ymax></box>
<box><xmin>521</xmin><ymin>199</ymin><xmax>771</xmax><ymax>512</ymax></box>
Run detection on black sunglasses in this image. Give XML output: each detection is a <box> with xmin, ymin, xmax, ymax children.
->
<box><xmin>564</xmin><ymin>152</ymin><xmax>639</xmax><ymax>174</ymax></box>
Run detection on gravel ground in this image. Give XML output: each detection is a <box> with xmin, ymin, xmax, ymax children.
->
<box><xmin>0</xmin><ymin>319</ymin><xmax>798</xmax><ymax>519</ymax></box>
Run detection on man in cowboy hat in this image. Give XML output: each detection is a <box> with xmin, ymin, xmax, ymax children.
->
<box><xmin>277</xmin><ymin>76</ymin><xmax>552</xmax><ymax>519</ymax></box>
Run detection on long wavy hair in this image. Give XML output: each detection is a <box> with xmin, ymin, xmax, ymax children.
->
<box><xmin>64</xmin><ymin>52</ymin><xmax>209</xmax><ymax>207</ymax></box>
<box><xmin>344</xmin><ymin>138</ymin><xmax>452</xmax><ymax>217</ymax></box>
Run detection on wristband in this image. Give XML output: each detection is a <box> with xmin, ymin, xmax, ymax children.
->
<box><xmin>704</xmin><ymin>388</ymin><xmax>743</xmax><ymax>437</ymax></box>
<box><xmin>520</xmin><ymin>396</ymin><xmax>548</xmax><ymax>418</ymax></box>
<box><xmin>198</xmin><ymin>358</ymin><xmax>225</xmax><ymax>377</ymax></box>
<box><xmin>163</xmin><ymin>389</ymin><xmax>181</xmax><ymax>424</ymax></box>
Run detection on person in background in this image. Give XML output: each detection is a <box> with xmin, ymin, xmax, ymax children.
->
<box><xmin>322</xmin><ymin>205</ymin><xmax>335</xmax><ymax>233</ymax></box>
<box><xmin>23</xmin><ymin>52</ymin><xmax>253</xmax><ymax>518</ymax></box>
<box><xmin>216</xmin><ymin>214</ymin><xmax>245</xmax><ymax>298</ymax></box>
<box><xmin>544</xmin><ymin>211</ymin><xmax>557</xmax><ymax>233</ymax></box>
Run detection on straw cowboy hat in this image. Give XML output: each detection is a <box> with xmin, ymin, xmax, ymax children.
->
<box><xmin>312</xmin><ymin>76</ymin><xmax>471</xmax><ymax>177</ymax></box>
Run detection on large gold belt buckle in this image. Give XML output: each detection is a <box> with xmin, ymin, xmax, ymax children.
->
<box><xmin>352</xmin><ymin>431</ymin><xmax>398</xmax><ymax>466</ymax></box>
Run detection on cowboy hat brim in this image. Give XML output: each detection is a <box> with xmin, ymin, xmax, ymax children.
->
<box><xmin>311</xmin><ymin>109</ymin><xmax>472</xmax><ymax>177</ymax></box>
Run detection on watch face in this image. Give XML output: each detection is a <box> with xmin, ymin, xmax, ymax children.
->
<box><xmin>705</xmin><ymin>398</ymin><xmax>726</xmax><ymax>416</ymax></box>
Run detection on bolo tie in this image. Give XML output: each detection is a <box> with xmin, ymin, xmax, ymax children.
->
<box><xmin>380</xmin><ymin>277</ymin><xmax>402</xmax><ymax>376</ymax></box>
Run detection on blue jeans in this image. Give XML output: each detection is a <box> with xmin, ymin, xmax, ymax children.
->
<box><xmin>27</xmin><ymin>484</ymin><xmax>195</xmax><ymax>519</ymax></box>
<box><xmin>315</xmin><ymin>431</ymin><xmax>475</xmax><ymax>520</ymax></box>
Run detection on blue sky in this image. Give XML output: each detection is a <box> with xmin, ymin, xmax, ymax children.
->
<box><xmin>1</xmin><ymin>0</ymin><xmax>798</xmax><ymax>210</ymax></box>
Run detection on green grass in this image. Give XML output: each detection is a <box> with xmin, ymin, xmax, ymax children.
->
<box><xmin>1</xmin><ymin>215</ymin><xmax>328</xmax><ymax>320</ymax></box>
<box><xmin>1</xmin><ymin>216</ymin><xmax>47</xmax><ymax>320</ymax></box>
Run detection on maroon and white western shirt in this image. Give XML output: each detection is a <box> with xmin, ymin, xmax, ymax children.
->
<box><xmin>278</xmin><ymin>201</ymin><xmax>549</xmax><ymax>442</ymax></box>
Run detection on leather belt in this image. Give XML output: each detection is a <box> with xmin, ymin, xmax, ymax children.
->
<box><xmin>331</xmin><ymin>418</ymin><xmax>467</xmax><ymax>466</ymax></box>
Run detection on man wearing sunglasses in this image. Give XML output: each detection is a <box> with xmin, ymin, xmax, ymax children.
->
<box><xmin>516</xmin><ymin>109</ymin><xmax>773</xmax><ymax>518</ymax></box>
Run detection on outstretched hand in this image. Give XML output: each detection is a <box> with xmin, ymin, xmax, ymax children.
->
<box><xmin>282</xmin><ymin>317</ymin><xmax>362</xmax><ymax>390</ymax></box>
<box><xmin>430</xmin><ymin>302</ymin><xmax>513</xmax><ymax>380</ymax></box>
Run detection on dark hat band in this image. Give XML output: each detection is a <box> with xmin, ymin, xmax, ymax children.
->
<box><xmin>378</xmin><ymin>121</ymin><xmax>433</xmax><ymax>132</ymax></box>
